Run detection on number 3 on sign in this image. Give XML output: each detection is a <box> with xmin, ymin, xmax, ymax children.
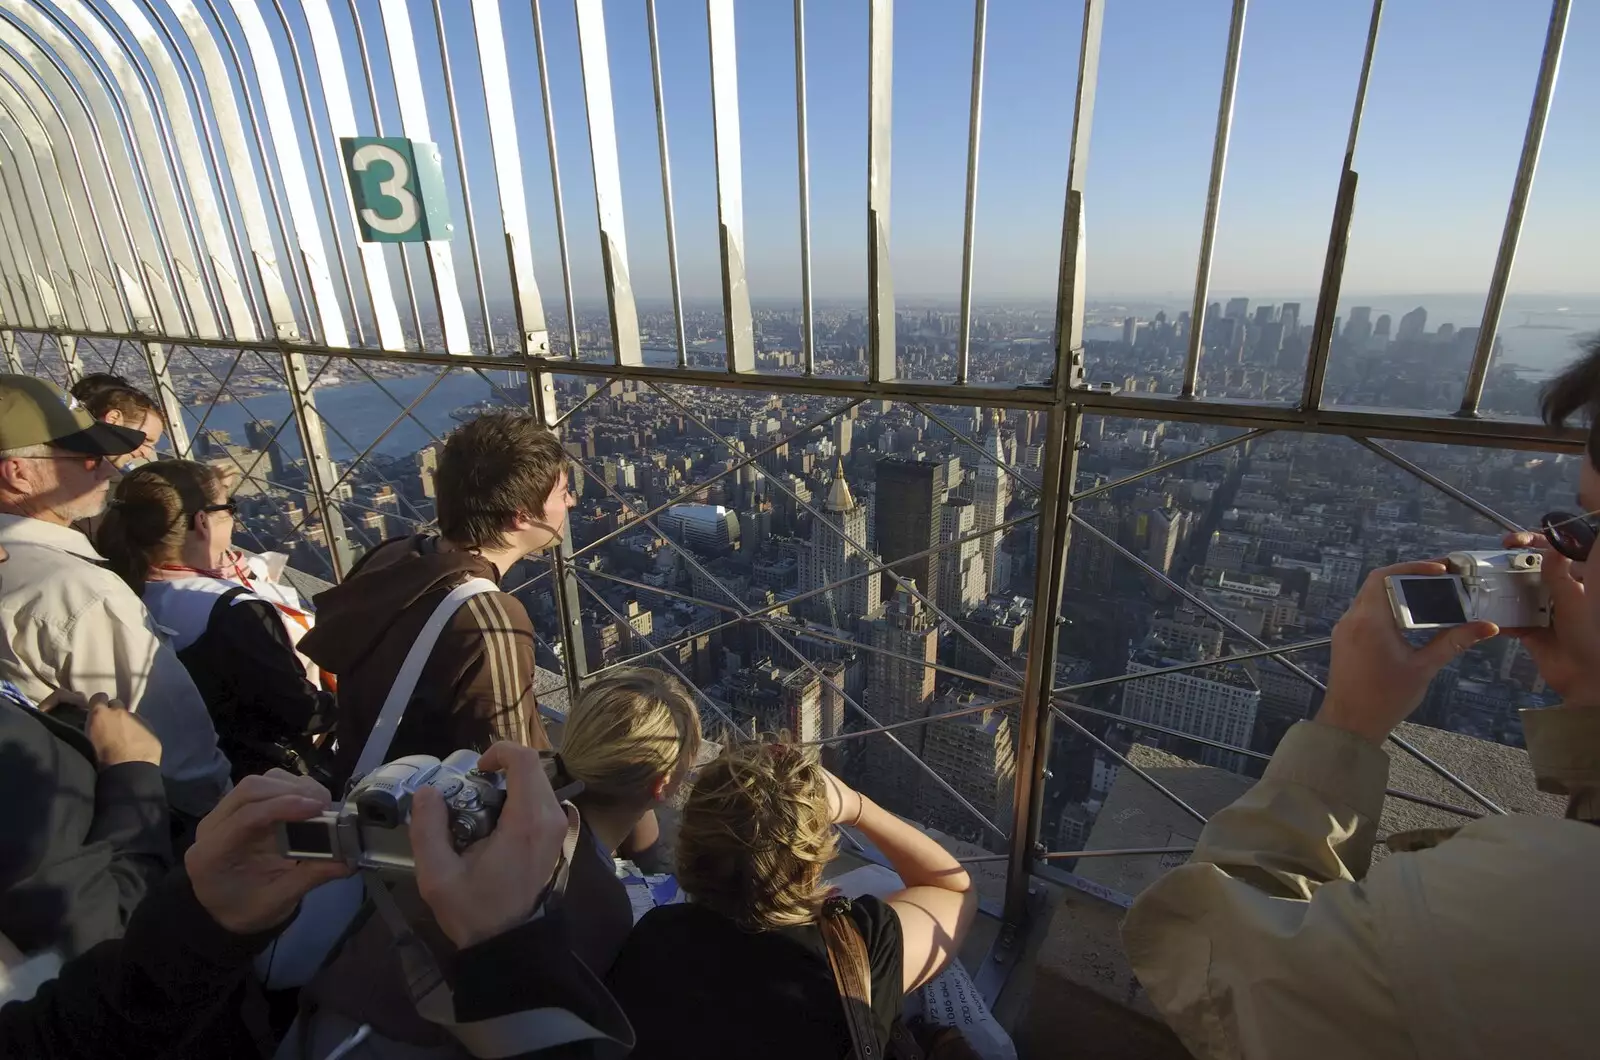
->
<box><xmin>340</xmin><ymin>137</ymin><xmax>452</xmax><ymax>244</ymax></box>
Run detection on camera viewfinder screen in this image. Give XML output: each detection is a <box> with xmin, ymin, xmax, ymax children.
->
<box><xmin>1400</xmin><ymin>577</ymin><xmax>1468</xmax><ymax>625</ymax></box>
<box><xmin>282</xmin><ymin>820</ymin><xmax>335</xmax><ymax>856</ymax></box>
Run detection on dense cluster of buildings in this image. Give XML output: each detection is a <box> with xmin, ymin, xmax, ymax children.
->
<box><xmin>105</xmin><ymin>293</ymin><xmax>1577</xmax><ymax>856</ymax></box>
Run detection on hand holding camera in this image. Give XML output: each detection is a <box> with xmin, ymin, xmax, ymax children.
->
<box><xmin>1320</xmin><ymin>561</ymin><xmax>1499</xmax><ymax>746</ymax></box>
<box><xmin>1498</xmin><ymin>531</ymin><xmax>1600</xmax><ymax>704</ymax></box>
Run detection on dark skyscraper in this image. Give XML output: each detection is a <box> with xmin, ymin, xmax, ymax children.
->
<box><xmin>874</xmin><ymin>456</ymin><xmax>947</xmax><ymax>606</ymax></box>
<box><xmin>245</xmin><ymin>419</ymin><xmax>290</xmax><ymax>480</ymax></box>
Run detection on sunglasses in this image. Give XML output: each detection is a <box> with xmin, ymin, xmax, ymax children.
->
<box><xmin>201</xmin><ymin>500</ymin><xmax>239</xmax><ymax>517</ymax></box>
<box><xmin>1541</xmin><ymin>510</ymin><xmax>1600</xmax><ymax>563</ymax></box>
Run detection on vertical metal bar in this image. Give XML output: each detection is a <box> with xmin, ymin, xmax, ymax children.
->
<box><xmin>57</xmin><ymin>333</ymin><xmax>81</xmax><ymax>384</ymax></box>
<box><xmin>552</xmin><ymin>536</ymin><xmax>587</xmax><ymax>703</ymax></box>
<box><xmin>0</xmin><ymin>329</ymin><xmax>18</xmax><ymax>373</ymax></box>
<box><xmin>308</xmin><ymin>0</ymin><xmax>406</xmax><ymax>350</ymax></box>
<box><xmin>263</xmin><ymin>0</ymin><xmax>364</xmax><ymax>347</ymax></box>
<box><xmin>142</xmin><ymin>340</ymin><xmax>192</xmax><ymax>456</ymax></box>
<box><xmin>1050</xmin><ymin>0</ymin><xmax>1102</xmax><ymax>388</ymax></box>
<box><xmin>1180</xmin><ymin>0</ymin><xmax>1247</xmax><ymax>400</ymax></box>
<box><xmin>954</xmin><ymin>0</ymin><xmax>987</xmax><ymax>386</ymax></box>
<box><xmin>372</xmin><ymin>0</ymin><xmax>471</xmax><ymax>355</ymax></box>
<box><xmin>865</xmin><ymin>0</ymin><xmax>894</xmax><ymax>383</ymax></box>
<box><xmin>0</xmin><ymin>118</ymin><xmax>90</xmax><ymax>331</ymax></box>
<box><xmin>793</xmin><ymin>0</ymin><xmax>814</xmax><ymax>376</ymax></box>
<box><xmin>281</xmin><ymin>350</ymin><xmax>351</xmax><ymax>579</ymax></box>
<box><xmin>430</xmin><ymin>0</ymin><xmax>494</xmax><ymax>353</ymax></box>
<box><xmin>466</xmin><ymin>0</ymin><xmax>551</xmax><ymax>358</ymax></box>
<box><xmin>706</xmin><ymin>0</ymin><xmax>755</xmax><ymax>374</ymax></box>
<box><xmin>571</xmin><ymin>0</ymin><xmax>641</xmax><ymax>367</ymax></box>
<box><xmin>645</xmin><ymin>0</ymin><xmax>687</xmax><ymax>370</ymax></box>
<box><xmin>530</xmin><ymin>0</ymin><xmax>578</xmax><ymax>360</ymax></box>
<box><xmin>1300</xmin><ymin>0</ymin><xmax>1380</xmax><ymax>412</ymax></box>
<box><xmin>1460</xmin><ymin>0</ymin><xmax>1569</xmax><ymax>417</ymax></box>
<box><xmin>220</xmin><ymin>0</ymin><xmax>350</xmax><ymax>349</ymax></box>
<box><xmin>1006</xmin><ymin>0</ymin><xmax>1105</xmax><ymax>930</ymax></box>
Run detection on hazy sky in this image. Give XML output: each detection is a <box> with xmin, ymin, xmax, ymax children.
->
<box><xmin>230</xmin><ymin>1</ymin><xmax>1599</xmax><ymax>312</ymax></box>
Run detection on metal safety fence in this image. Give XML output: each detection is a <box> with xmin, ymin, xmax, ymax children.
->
<box><xmin>0</xmin><ymin>0</ymin><xmax>1582</xmax><ymax>962</ymax></box>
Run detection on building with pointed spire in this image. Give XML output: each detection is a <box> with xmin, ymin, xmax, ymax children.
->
<box><xmin>797</xmin><ymin>461</ymin><xmax>879</xmax><ymax>628</ymax></box>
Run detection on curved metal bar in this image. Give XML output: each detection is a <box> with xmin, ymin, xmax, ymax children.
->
<box><xmin>35</xmin><ymin>0</ymin><xmax>222</xmax><ymax>338</ymax></box>
<box><xmin>0</xmin><ymin>65</ymin><xmax>127</xmax><ymax>333</ymax></box>
<box><xmin>78</xmin><ymin>0</ymin><xmax>256</xmax><ymax>337</ymax></box>
<box><xmin>429</xmin><ymin>0</ymin><xmax>494</xmax><ymax>354</ymax></box>
<box><xmin>296</xmin><ymin>0</ymin><xmax>405</xmax><ymax>350</ymax></box>
<box><xmin>954</xmin><ymin>0</ymin><xmax>986</xmax><ymax>385</ymax></box>
<box><xmin>865</xmin><ymin>0</ymin><xmax>894</xmax><ymax>382</ymax></box>
<box><xmin>0</xmin><ymin>114</ymin><xmax>92</xmax><ymax>330</ymax></box>
<box><xmin>0</xmin><ymin>152</ymin><xmax>40</xmax><ymax>326</ymax></box>
<box><xmin>221</xmin><ymin>0</ymin><xmax>352</xmax><ymax>347</ymax></box>
<box><xmin>150</xmin><ymin>0</ymin><xmax>302</xmax><ymax>340</ymax></box>
<box><xmin>793</xmin><ymin>0</ymin><xmax>813</xmax><ymax>375</ymax></box>
<box><xmin>83</xmin><ymin>0</ymin><xmax>259</xmax><ymax>338</ymax></box>
<box><xmin>371</xmin><ymin>0</ymin><xmax>470</xmax><ymax>355</ymax></box>
<box><xmin>0</xmin><ymin>8</ymin><xmax>189</xmax><ymax>335</ymax></box>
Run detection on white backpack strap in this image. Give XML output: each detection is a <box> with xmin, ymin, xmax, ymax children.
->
<box><xmin>351</xmin><ymin>577</ymin><xmax>499</xmax><ymax>780</ymax></box>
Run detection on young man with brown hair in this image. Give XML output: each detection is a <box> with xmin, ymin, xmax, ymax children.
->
<box><xmin>301</xmin><ymin>412</ymin><xmax>575</xmax><ymax>784</ymax></box>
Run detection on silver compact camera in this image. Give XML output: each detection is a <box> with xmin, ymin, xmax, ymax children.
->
<box><xmin>1386</xmin><ymin>549</ymin><xmax>1552</xmax><ymax>631</ymax></box>
<box><xmin>278</xmin><ymin>749</ymin><xmax>506</xmax><ymax>873</ymax></box>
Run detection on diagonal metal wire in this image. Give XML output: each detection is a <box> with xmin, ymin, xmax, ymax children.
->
<box><xmin>570</xmin><ymin>394</ymin><xmax>866</xmax><ymax>560</ymax></box>
<box><xmin>570</xmin><ymin>451</ymin><xmax>1011</xmax><ymax>840</ymax></box>
<box><xmin>1054</xmin><ymin>637</ymin><xmax>1332</xmax><ymax>696</ymax></box>
<box><xmin>1053</xmin><ymin>707</ymin><xmax>1208</xmax><ymax>826</ymax></box>
<box><xmin>647</xmin><ymin>381</ymin><xmax>1033</xmax><ymax>685</ymax></box>
<box><xmin>1351</xmin><ymin>436</ymin><xmax>1524</xmax><ymax>534</ymax></box>
<box><xmin>1053</xmin><ymin>696</ymin><xmax>1485</xmax><ymax>821</ymax></box>
<box><xmin>1069</xmin><ymin>512</ymin><xmax>1507</xmax><ymax>816</ymax></box>
<box><xmin>1072</xmin><ymin>427</ymin><xmax>1275</xmax><ymax>503</ymax></box>
<box><xmin>911</xmin><ymin>401</ymin><xmax>1042</xmax><ymax>496</ymax></box>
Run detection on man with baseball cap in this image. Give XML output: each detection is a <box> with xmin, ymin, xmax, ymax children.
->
<box><xmin>0</xmin><ymin>374</ymin><xmax>230</xmax><ymax>820</ymax></box>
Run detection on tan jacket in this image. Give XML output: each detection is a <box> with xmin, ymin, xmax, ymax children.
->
<box><xmin>0</xmin><ymin>514</ymin><xmax>231</xmax><ymax>818</ymax></box>
<box><xmin>1122</xmin><ymin>713</ymin><xmax>1600</xmax><ymax>1060</ymax></box>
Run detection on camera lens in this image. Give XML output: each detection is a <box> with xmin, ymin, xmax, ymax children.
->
<box><xmin>449</xmin><ymin>814</ymin><xmax>476</xmax><ymax>848</ymax></box>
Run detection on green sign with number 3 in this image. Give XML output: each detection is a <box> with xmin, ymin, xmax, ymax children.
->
<box><xmin>340</xmin><ymin>136</ymin><xmax>453</xmax><ymax>243</ymax></box>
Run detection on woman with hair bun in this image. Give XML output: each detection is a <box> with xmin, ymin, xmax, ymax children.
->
<box><xmin>607</xmin><ymin>739</ymin><xmax>977</xmax><ymax>1059</ymax></box>
<box><xmin>96</xmin><ymin>460</ymin><xmax>332</xmax><ymax>782</ymax></box>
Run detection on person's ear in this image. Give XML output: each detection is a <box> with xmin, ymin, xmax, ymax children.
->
<box><xmin>102</xmin><ymin>408</ymin><xmax>125</xmax><ymax>427</ymax></box>
<box><xmin>650</xmin><ymin>774</ymin><xmax>670</xmax><ymax>802</ymax></box>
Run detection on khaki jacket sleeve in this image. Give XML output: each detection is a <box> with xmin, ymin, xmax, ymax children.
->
<box><xmin>1121</xmin><ymin>721</ymin><xmax>1414</xmax><ymax>1060</ymax></box>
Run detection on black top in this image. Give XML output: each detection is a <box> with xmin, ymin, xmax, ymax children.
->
<box><xmin>0</xmin><ymin>701</ymin><xmax>171</xmax><ymax>958</ymax></box>
<box><xmin>142</xmin><ymin>578</ymin><xmax>333</xmax><ymax>782</ymax></box>
<box><xmin>607</xmin><ymin>896</ymin><xmax>904</xmax><ymax>1060</ymax></box>
<box><xmin>565</xmin><ymin>821</ymin><xmax>636</xmax><ymax>976</ymax></box>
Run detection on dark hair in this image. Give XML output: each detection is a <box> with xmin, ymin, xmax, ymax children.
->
<box><xmin>97</xmin><ymin>460</ymin><xmax>225</xmax><ymax>590</ymax></box>
<box><xmin>436</xmin><ymin>412</ymin><xmax>566</xmax><ymax>550</ymax></box>
<box><xmin>69</xmin><ymin>373</ymin><xmax>161</xmax><ymax>426</ymax></box>
<box><xmin>1540</xmin><ymin>334</ymin><xmax>1600</xmax><ymax>468</ymax></box>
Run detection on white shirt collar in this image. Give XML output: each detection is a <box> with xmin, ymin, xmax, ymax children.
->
<box><xmin>0</xmin><ymin>513</ymin><xmax>104</xmax><ymax>561</ymax></box>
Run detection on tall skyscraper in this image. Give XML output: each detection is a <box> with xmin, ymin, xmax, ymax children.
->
<box><xmin>914</xmin><ymin>699</ymin><xmax>1016</xmax><ymax>849</ymax></box>
<box><xmin>1122</xmin><ymin>316</ymin><xmax>1141</xmax><ymax>346</ymax></box>
<box><xmin>1374</xmin><ymin>314</ymin><xmax>1392</xmax><ymax>341</ymax></box>
<box><xmin>798</xmin><ymin>462</ymin><xmax>879</xmax><ymax>628</ymax></box>
<box><xmin>246</xmin><ymin>419</ymin><xmax>290</xmax><ymax>480</ymax></box>
<box><xmin>1345</xmin><ymin>306</ymin><xmax>1374</xmax><ymax>346</ymax></box>
<box><xmin>874</xmin><ymin>456</ymin><xmax>947</xmax><ymax>606</ymax></box>
<box><xmin>856</xmin><ymin>585</ymin><xmax>939</xmax><ymax>812</ymax></box>
<box><xmin>972</xmin><ymin>418</ymin><xmax>1011</xmax><ymax>597</ymax></box>
<box><xmin>1279</xmin><ymin>302</ymin><xmax>1301</xmax><ymax>336</ymax></box>
<box><xmin>1225</xmin><ymin>297</ymin><xmax>1250</xmax><ymax>322</ymax></box>
<box><xmin>1398</xmin><ymin>306</ymin><xmax>1428</xmax><ymax>341</ymax></box>
<box><xmin>937</xmin><ymin>497</ymin><xmax>985</xmax><ymax>617</ymax></box>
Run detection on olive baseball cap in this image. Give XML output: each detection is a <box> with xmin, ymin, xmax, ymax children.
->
<box><xmin>0</xmin><ymin>374</ymin><xmax>146</xmax><ymax>456</ymax></box>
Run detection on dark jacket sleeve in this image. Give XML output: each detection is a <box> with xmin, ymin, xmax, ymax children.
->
<box><xmin>82</xmin><ymin>763</ymin><xmax>172</xmax><ymax>935</ymax></box>
<box><xmin>0</xmin><ymin>705</ymin><xmax>170</xmax><ymax>958</ymax></box>
<box><xmin>0</xmin><ymin>871</ymin><xmax>279</xmax><ymax>1060</ymax></box>
<box><xmin>452</xmin><ymin>912</ymin><xmax>632</xmax><ymax>1059</ymax></box>
<box><xmin>212</xmin><ymin>596</ymin><xmax>335</xmax><ymax>738</ymax></box>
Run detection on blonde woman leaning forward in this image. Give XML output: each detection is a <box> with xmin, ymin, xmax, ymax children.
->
<box><xmin>607</xmin><ymin>740</ymin><xmax>977</xmax><ymax>1060</ymax></box>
